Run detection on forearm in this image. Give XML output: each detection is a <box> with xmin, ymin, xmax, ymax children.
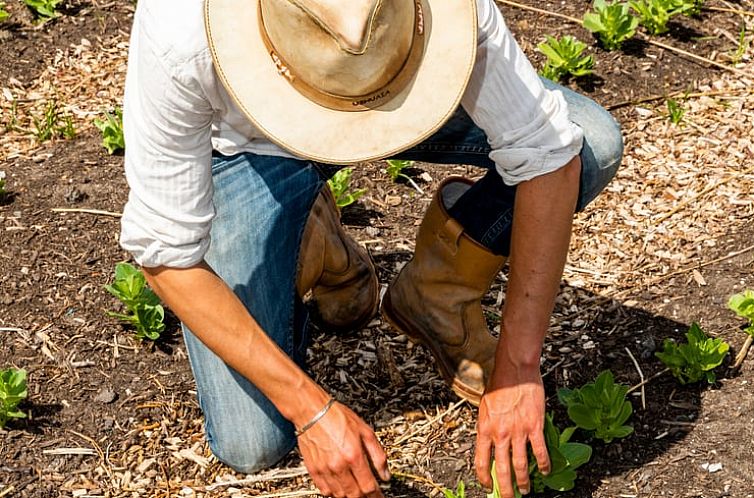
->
<box><xmin>142</xmin><ymin>262</ymin><xmax>330</xmax><ymax>427</ymax></box>
<box><xmin>497</xmin><ymin>155</ymin><xmax>581</xmax><ymax>369</ymax></box>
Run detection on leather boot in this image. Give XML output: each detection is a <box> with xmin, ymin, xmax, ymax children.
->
<box><xmin>382</xmin><ymin>177</ymin><xmax>506</xmax><ymax>405</ymax></box>
<box><xmin>296</xmin><ymin>187</ymin><xmax>379</xmax><ymax>332</ymax></box>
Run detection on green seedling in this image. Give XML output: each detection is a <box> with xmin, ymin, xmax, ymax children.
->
<box><xmin>537</xmin><ymin>35</ymin><xmax>594</xmax><ymax>82</ymax></box>
<box><xmin>94</xmin><ymin>108</ymin><xmax>125</xmax><ymax>154</ymax></box>
<box><xmin>0</xmin><ymin>3</ymin><xmax>10</xmax><ymax>22</ymax></box>
<box><xmin>32</xmin><ymin>99</ymin><xmax>75</xmax><ymax>142</ymax></box>
<box><xmin>0</xmin><ymin>368</ymin><xmax>28</xmax><ymax>429</ymax></box>
<box><xmin>729</xmin><ymin>290</ymin><xmax>754</xmax><ymax>337</ymax></box>
<box><xmin>629</xmin><ymin>0</ymin><xmax>685</xmax><ymax>35</ymax></box>
<box><xmin>385</xmin><ymin>159</ymin><xmax>424</xmax><ymax>194</ymax></box>
<box><xmin>666</xmin><ymin>98</ymin><xmax>685</xmax><ymax>125</ymax></box>
<box><xmin>0</xmin><ymin>171</ymin><xmax>6</xmax><ymax>200</ymax></box>
<box><xmin>327</xmin><ymin>167</ymin><xmax>366</xmax><ymax>208</ymax></box>
<box><xmin>105</xmin><ymin>262</ymin><xmax>165</xmax><ymax>341</ymax></box>
<box><xmin>558</xmin><ymin>370</ymin><xmax>633</xmax><ymax>443</ymax></box>
<box><xmin>487</xmin><ymin>414</ymin><xmax>592</xmax><ymax>497</ymax></box>
<box><xmin>583</xmin><ymin>0</ymin><xmax>639</xmax><ymax>51</ymax></box>
<box><xmin>729</xmin><ymin>25</ymin><xmax>750</xmax><ymax>65</ymax></box>
<box><xmin>442</xmin><ymin>480</ymin><xmax>466</xmax><ymax>498</ymax></box>
<box><xmin>678</xmin><ymin>0</ymin><xmax>703</xmax><ymax>16</ymax></box>
<box><xmin>729</xmin><ymin>290</ymin><xmax>754</xmax><ymax>367</ymax></box>
<box><xmin>24</xmin><ymin>0</ymin><xmax>62</xmax><ymax>20</ymax></box>
<box><xmin>656</xmin><ymin>322</ymin><xmax>729</xmax><ymax>384</ymax></box>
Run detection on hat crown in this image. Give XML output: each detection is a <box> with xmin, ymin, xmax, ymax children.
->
<box><xmin>292</xmin><ymin>0</ymin><xmax>379</xmax><ymax>54</ymax></box>
<box><xmin>261</xmin><ymin>0</ymin><xmax>418</xmax><ymax>101</ymax></box>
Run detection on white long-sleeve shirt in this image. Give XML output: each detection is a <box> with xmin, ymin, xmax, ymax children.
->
<box><xmin>120</xmin><ymin>0</ymin><xmax>584</xmax><ymax>268</ymax></box>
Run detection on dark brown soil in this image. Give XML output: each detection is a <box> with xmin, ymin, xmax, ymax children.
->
<box><xmin>1</xmin><ymin>1</ymin><xmax>753</xmax><ymax>497</ymax></box>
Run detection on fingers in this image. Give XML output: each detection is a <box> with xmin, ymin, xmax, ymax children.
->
<box><xmin>511</xmin><ymin>437</ymin><xmax>530</xmax><ymax>494</ymax></box>
<box><xmin>350</xmin><ymin>458</ymin><xmax>385</xmax><ymax>498</ymax></box>
<box><xmin>529</xmin><ymin>428</ymin><xmax>550</xmax><ymax>476</ymax></box>
<box><xmin>361</xmin><ymin>429</ymin><xmax>391</xmax><ymax>482</ymax></box>
<box><xmin>494</xmin><ymin>442</ymin><xmax>514</xmax><ymax>498</ymax></box>
<box><xmin>474</xmin><ymin>431</ymin><xmax>493</xmax><ymax>489</ymax></box>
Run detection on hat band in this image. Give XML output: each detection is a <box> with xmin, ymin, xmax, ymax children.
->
<box><xmin>259</xmin><ymin>0</ymin><xmax>426</xmax><ymax>112</ymax></box>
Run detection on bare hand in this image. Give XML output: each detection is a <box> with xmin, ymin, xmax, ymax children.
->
<box><xmin>298</xmin><ymin>401</ymin><xmax>390</xmax><ymax>498</ymax></box>
<box><xmin>474</xmin><ymin>356</ymin><xmax>550</xmax><ymax>497</ymax></box>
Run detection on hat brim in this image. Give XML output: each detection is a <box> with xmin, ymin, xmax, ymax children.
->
<box><xmin>205</xmin><ymin>0</ymin><xmax>477</xmax><ymax>165</ymax></box>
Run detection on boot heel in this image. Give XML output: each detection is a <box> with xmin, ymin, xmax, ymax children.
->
<box><xmin>381</xmin><ymin>291</ymin><xmax>426</xmax><ymax>347</ymax></box>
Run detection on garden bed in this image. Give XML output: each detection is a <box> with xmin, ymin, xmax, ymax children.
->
<box><xmin>1</xmin><ymin>1</ymin><xmax>753</xmax><ymax>497</ymax></box>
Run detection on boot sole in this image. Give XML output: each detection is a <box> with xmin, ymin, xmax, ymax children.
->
<box><xmin>382</xmin><ymin>291</ymin><xmax>482</xmax><ymax>406</ymax></box>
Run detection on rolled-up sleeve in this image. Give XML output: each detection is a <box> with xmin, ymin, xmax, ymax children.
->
<box><xmin>462</xmin><ymin>0</ymin><xmax>584</xmax><ymax>186</ymax></box>
<box><xmin>120</xmin><ymin>13</ymin><xmax>215</xmax><ymax>268</ymax></box>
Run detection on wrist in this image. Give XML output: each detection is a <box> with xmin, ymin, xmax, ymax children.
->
<box><xmin>494</xmin><ymin>331</ymin><xmax>542</xmax><ymax>373</ymax></box>
<box><xmin>278</xmin><ymin>376</ymin><xmax>332</xmax><ymax>428</ymax></box>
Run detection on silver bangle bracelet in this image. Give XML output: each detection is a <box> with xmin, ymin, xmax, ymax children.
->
<box><xmin>295</xmin><ymin>397</ymin><xmax>336</xmax><ymax>437</ymax></box>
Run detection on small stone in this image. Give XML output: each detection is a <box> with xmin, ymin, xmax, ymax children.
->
<box><xmin>701</xmin><ymin>462</ymin><xmax>723</xmax><ymax>473</ymax></box>
<box><xmin>385</xmin><ymin>195</ymin><xmax>402</xmax><ymax>206</ymax></box>
<box><xmin>94</xmin><ymin>388</ymin><xmax>117</xmax><ymax>404</ymax></box>
<box><xmin>365</xmin><ymin>226</ymin><xmax>380</xmax><ymax>237</ymax></box>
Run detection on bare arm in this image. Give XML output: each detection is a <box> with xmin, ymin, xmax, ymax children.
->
<box><xmin>143</xmin><ymin>263</ymin><xmax>389</xmax><ymax>497</ymax></box>
<box><xmin>475</xmin><ymin>155</ymin><xmax>581</xmax><ymax>497</ymax></box>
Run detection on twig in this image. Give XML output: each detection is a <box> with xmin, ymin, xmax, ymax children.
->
<box><xmin>404</xmin><ymin>176</ymin><xmax>425</xmax><ymax>195</ymax></box>
<box><xmin>655</xmin><ymin>165</ymin><xmax>754</xmax><ymax>223</ymax></box>
<box><xmin>242</xmin><ymin>491</ymin><xmax>319</xmax><ymax>498</ymax></box>
<box><xmin>42</xmin><ymin>448</ymin><xmax>98</xmax><ymax>456</ymax></box>
<box><xmin>205</xmin><ymin>467</ymin><xmax>308</xmax><ymax>491</ymax></box>
<box><xmin>705</xmin><ymin>6</ymin><xmax>754</xmax><ymax>17</ymax></box>
<box><xmin>732</xmin><ymin>335</ymin><xmax>753</xmax><ymax>370</ymax></box>
<box><xmin>0</xmin><ymin>486</ymin><xmax>15</xmax><ymax>498</ymax></box>
<box><xmin>495</xmin><ymin>0</ymin><xmax>754</xmax><ymax>79</ymax></box>
<box><xmin>624</xmin><ymin>347</ymin><xmax>646</xmax><ymax>410</ymax></box>
<box><xmin>392</xmin><ymin>470</ymin><xmax>446</xmax><ymax>492</ymax></box>
<box><xmin>51</xmin><ymin>207</ymin><xmax>122</xmax><ymax>217</ymax></box>
<box><xmin>627</xmin><ymin>368</ymin><xmax>670</xmax><ymax>394</ymax></box>
<box><xmin>391</xmin><ymin>399</ymin><xmax>466</xmax><ymax>446</ymax></box>
<box><xmin>607</xmin><ymin>87</ymin><xmax>754</xmax><ymax>111</ymax></box>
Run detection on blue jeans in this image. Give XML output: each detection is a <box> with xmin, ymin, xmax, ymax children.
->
<box><xmin>182</xmin><ymin>80</ymin><xmax>623</xmax><ymax>473</ymax></box>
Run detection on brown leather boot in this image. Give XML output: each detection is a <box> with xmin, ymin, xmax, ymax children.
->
<box><xmin>382</xmin><ymin>177</ymin><xmax>506</xmax><ymax>405</ymax></box>
<box><xmin>296</xmin><ymin>187</ymin><xmax>379</xmax><ymax>332</ymax></box>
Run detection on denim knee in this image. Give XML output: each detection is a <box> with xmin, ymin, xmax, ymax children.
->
<box><xmin>206</xmin><ymin>416</ymin><xmax>296</xmax><ymax>474</ymax></box>
<box><xmin>575</xmin><ymin>104</ymin><xmax>623</xmax><ymax>212</ymax></box>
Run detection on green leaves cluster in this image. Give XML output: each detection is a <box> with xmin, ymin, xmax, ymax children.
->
<box><xmin>94</xmin><ymin>108</ymin><xmax>125</xmax><ymax>155</ymax></box>
<box><xmin>538</xmin><ymin>35</ymin><xmax>594</xmax><ymax>82</ymax></box>
<box><xmin>0</xmin><ymin>368</ymin><xmax>28</xmax><ymax>429</ymax></box>
<box><xmin>327</xmin><ymin>167</ymin><xmax>366</xmax><ymax>209</ymax></box>
<box><xmin>0</xmin><ymin>3</ymin><xmax>10</xmax><ymax>22</ymax></box>
<box><xmin>24</xmin><ymin>0</ymin><xmax>62</xmax><ymax>20</ymax></box>
<box><xmin>655</xmin><ymin>323</ymin><xmax>729</xmax><ymax>384</ymax></box>
<box><xmin>105</xmin><ymin>262</ymin><xmax>165</xmax><ymax>341</ymax></box>
<box><xmin>729</xmin><ymin>290</ymin><xmax>754</xmax><ymax>337</ymax></box>
<box><xmin>666</xmin><ymin>97</ymin><xmax>685</xmax><ymax>125</ymax></box>
<box><xmin>558</xmin><ymin>370</ymin><xmax>633</xmax><ymax>443</ymax></box>
<box><xmin>583</xmin><ymin>0</ymin><xmax>639</xmax><ymax>51</ymax></box>
<box><xmin>629</xmin><ymin>0</ymin><xmax>689</xmax><ymax>35</ymax></box>
<box><xmin>442</xmin><ymin>480</ymin><xmax>466</xmax><ymax>498</ymax></box>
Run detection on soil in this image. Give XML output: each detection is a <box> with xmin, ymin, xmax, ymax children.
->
<box><xmin>1</xmin><ymin>1</ymin><xmax>753</xmax><ymax>497</ymax></box>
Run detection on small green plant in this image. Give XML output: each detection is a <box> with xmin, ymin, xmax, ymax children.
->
<box><xmin>666</xmin><ymin>98</ymin><xmax>685</xmax><ymax>125</ymax></box>
<box><xmin>442</xmin><ymin>480</ymin><xmax>466</xmax><ymax>498</ymax></box>
<box><xmin>558</xmin><ymin>370</ymin><xmax>633</xmax><ymax>443</ymax></box>
<box><xmin>729</xmin><ymin>25</ymin><xmax>750</xmax><ymax>65</ymax></box>
<box><xmin>32</xmin><ymin>99</ymin><xmax>75</xmax><ymax>142</ymax></box>
<box><xmin>385</xmin><ymin>159</ymin><xmax>424</xmax><ymax>194</ymax></box>
<box><xmin>0</xmin><ymin>368</ymin><xmax>28</xmax><ymax>429</ymax></box>
<box><xmin>105</xmin><ymin>262</ymin><xmax>165</xmax><ymax>341</ymax></box>
<box><xmin>729</xmin><ymin>290</ymin><xmax>754</xmax><ymax>337</ymax></box>
<box><xmin>678</xmin><ymin>0</ymin><xmax>703</xmax><ymax>16</ymax></box>
<box><xmin>487</xmin><ymin>414</ymin><xmax>592</xmax><ymax>497</ymax></box>
<box><xmin>0</xmin><ymin>3</ymin><xmax>10</xmax><ymax>22</ymax></box>
<box><xmin>537</xmin><ymin>35</ymin><xmax>594</xmax><ymax>82</ymax></box>
<box><xmin>0</xmin><ymin>171</ymin><xmax>6</xmax><ymax>200</ymax></box>
<box><xmin>583</xmin><ymin>0</ymin><xmax>639</xmax><ymax>51</ymax></box>
<box><xmin>94</xmin><ymin>108</ymin><xmax>125</xmax><ymax>154</ymax></box>
<box><xmin>629</xmin><ymin>0</ymin><xmax>685</xmax><ymax>35</ymax></box>
<box><xmin>327</xmin><ymin>167</ymin><xmax>366</xmax><ymax>208</ymax></box>
<box><xmin>655</xmin><ymin>323</ymin><xmax>729</xmax><ymax>384</ymax></box>
<box><xmin>24</xmin><ymin>0</ymin><xmax>62</xmax><ymax>20</ymax></box>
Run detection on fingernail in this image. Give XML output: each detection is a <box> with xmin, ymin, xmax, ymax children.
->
<box><xmin>521</xmin><ymin>487</ymin><xmax>530</xmax><ymax>495</ymax></box>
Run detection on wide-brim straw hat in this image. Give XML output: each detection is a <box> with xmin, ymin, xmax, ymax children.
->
<box><xmin>204</xmin><ymin>0</ymin><xmax>477</xmax><ymax>164</ymax></box>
